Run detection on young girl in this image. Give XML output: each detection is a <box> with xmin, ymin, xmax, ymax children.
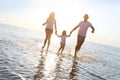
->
<box><xmin>55</xmin><ymin>30</ymin><xmax>71</xmax><ymax>55</ymax></box>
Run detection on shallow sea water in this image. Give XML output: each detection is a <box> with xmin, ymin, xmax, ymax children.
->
<box><xmin>0</xmin><ymin>24</ymin><xmax>120</xmax><ymax>80</ymax></box>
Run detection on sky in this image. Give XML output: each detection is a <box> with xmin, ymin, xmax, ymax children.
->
<box><xmin>0</xmin><ymin>0</ymin><xmax>120</xmax><ymax>48</ymax></box>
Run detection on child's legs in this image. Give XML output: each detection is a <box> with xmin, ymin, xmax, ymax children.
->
<box><xmin>57</xmin><ymin>43</ymin><xmax>62</xmax><ymax>53</ymax></box>
<box><xmin>60</xmin><ymin>44</ymin><xmax>65</xmax><ymax>54</ymax></box>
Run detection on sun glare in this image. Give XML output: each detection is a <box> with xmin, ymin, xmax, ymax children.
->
<box><xmin>51</xmin><ymin>34</ymin><xmax>59</xmax><ymax>46</ymax></box>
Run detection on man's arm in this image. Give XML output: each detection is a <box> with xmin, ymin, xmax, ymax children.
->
<box><xmin>70</xmin><ymin>25</ymin><xmax>79</xmax><ymax>34</ymax></box>
<box><xmin>91</xmin><ymin>26</ymin><xmax>95</xmax><ymax>33</ymax></box>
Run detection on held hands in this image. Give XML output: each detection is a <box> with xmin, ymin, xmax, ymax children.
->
<box><xmin>68</xmin><ymin>31</ymin><xmax>72</xmax><ymax>36</ymax></box>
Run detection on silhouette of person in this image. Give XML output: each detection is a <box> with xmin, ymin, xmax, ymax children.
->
<box><xmin>55</xmin><ymin>30</ymin><xmax>71</xmax><ymax>55</ymax></box>
<box><xmin>70</xmin><ymin>14</ymin><xmax>95</xmax><ymax>58</ymax></box>
<box><xmin>42</xmin><ymin>12</ymin><xmax>57</xmax><ymax>52</ymax></box>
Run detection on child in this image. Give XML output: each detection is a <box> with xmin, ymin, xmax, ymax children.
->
<box><xmin>55</xmin><ymin>30</ymin><xmax>71</xmax><ymax>55</ymax></box>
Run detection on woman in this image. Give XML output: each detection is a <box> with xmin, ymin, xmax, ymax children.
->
<box><xmin>42</xmin><ymin>12</ymin><xmax>57</xmax><ymax>52</ymax></box>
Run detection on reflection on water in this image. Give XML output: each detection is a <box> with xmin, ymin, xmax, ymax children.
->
<box><xmin>1</xmin><ymin>24</ymin><xmax>120</xmax><ymax>80</ymax></box>
<box><xmin>34</xmin><ymin>52</ymin><xmax>58</xmax><ymax>80</ymax></box>
<box><xmin>54</xmin><ymin>55</ymin><xmax>63</xmax><ymax>80</ymax></box>
<box><xmin>70</xmin><ymin>58</ymin><xmax>78</xmax><ymax>80</ymax></box>
<box><xmin>33</xmin><ymin>53</ymin><xmax>45</xmax><ymax>80</ymax></box>
<box><xmin>33</xmin><ymin>52</ymin><xmax>75</xmax><ymax>80</ymax></box>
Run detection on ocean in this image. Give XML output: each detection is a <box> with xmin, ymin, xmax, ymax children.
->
<box><xmin>0</xmin><ymin>23</ymin><xmax>120</xmax><ymax>80</ymax></box>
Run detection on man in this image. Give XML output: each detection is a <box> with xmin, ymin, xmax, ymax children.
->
<box><xmin>70</xmin><ymin>14</ymin><xmax>95</xmax><ymax>58</ymax></box>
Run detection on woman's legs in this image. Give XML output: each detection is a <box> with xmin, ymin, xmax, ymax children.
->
<box><xmin>42</xmin><ymin>30</ymin><xmax>48</xmax><ymax>49</ymax></box>
<box><xmin>46</xmin><ymin>33</ymin><xmax>52</xmax><ymax>51</ymax></box>
<box><xmin>42</xmin><ymin>29</ymin><xmax>53</xmax><ymax>51</ymax></box>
